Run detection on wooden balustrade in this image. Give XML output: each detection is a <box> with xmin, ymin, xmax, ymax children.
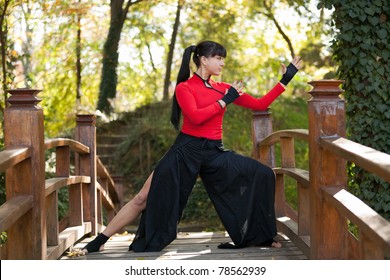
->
<box><xmin>0</xmin><ymin>89</ymin><xmax>122</xmax><ymax>260</ymax></box>
<box><xmin>252</xmin><ymin>80</ymin><xmax>390</xmax><ymax>259</ymax></box>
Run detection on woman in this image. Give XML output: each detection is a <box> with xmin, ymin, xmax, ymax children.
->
<box><xmin>83</xmin><ymin>40</ymin><xmax>302</xmax><ymax>253</ymax></box>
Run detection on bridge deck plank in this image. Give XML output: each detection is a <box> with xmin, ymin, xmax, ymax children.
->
<box><xmin>61</xmin><ymin>231</ymin><xmax>308</xmax><ymax>260</ymax></box>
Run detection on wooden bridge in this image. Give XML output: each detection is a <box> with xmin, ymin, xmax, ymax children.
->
<box><xmin>0</xmin><ymin>80</ymin><xmax>390</xmax><ymax>260</ymax></box>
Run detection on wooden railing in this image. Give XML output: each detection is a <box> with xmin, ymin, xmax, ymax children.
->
<box><xmin>0</xmin><ymin>89</ymin><xmax>122</xmax><ymax>260</ymax></box>
<box><xmin>252</xmin><ymin>80</ymin><xmax>390</xmax><ymax>259</ymax></box>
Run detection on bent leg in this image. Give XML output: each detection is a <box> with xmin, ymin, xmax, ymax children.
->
<box><xmin>82</xmin><ymin>172</ymin><xmax>153</xmax><ymax>253</ymax></box>
<box><xmin>200</xmin><ymin>151</ymin><xmax>279</xmax><ymax>248</ymax></box>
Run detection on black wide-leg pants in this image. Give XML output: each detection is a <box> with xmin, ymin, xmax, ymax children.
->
<box><xmin>129</xmin><ymin>132</ymin><xmax>277</xmax><ymax>252</ymax></box>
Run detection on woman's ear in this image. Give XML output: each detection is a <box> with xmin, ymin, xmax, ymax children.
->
<box><xmin>200</xmin><ymin>56</ymin><xmax>208</xmax><ymax>66</ymax></box>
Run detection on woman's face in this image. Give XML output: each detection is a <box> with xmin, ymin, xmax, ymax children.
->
<box><xmin>203</xmin><ymin>55</ymin><xmax>225</xmax><ymax>76</ymax></box>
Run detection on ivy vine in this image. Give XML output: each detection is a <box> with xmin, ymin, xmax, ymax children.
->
<box><xmin>319</xmin><ymin>0</ymin><xmax>390</xmax><ymax>219</ymax></box>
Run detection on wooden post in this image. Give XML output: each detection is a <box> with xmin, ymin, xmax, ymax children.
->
<box><xmin>75</xmin><ymin>114</ymin><xmax>98</xmax><ymax>235</ymax></box>
<box><xmin>251</xmin><ymin>109</ymin><xmax>286</xmax><ymax>217</ymax></box>
<box><xmin>308</xmin><ymin>80</ymin><xmax>348</xmax><ymax>259</ymax></box>
<box><xmin>4</xmin><ymin>89</ymin><xmax>46</xmax><ymax>259</ymax></box>
<box><xmin>252</xmin><ymin>109</ymin><xmax>274</xmax><ymax>167</ymax></box>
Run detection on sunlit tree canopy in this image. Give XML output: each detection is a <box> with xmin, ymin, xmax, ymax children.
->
<box><xmin>1</xmin><ymin>0</ymin><xmax>334</xmax><ymax>136</ymax></box>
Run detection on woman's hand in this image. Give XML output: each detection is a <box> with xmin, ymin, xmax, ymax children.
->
<box><xmin>231</xmin><ymin>80</ymin><xmax>244</xmax><ymax>95</ymax></box>
<box><xmin>281</xmin><ymin>56</ymin><xmax>302</xmax><ymax>74</ymax></box>
<box><xmin>280</xmin><ymin>56</ymin><xmax>302</xmax><ymax>86</ymax></box>
<box><xmin>218</xmin><ymin>82</ymin><xmax>244</xmax><ymax>109</ymax></box>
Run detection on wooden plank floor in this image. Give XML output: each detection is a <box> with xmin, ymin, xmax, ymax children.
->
<box><xmin>61</xmin><ymin>231</ymin><xmax>308</xmax><ymax>260</ymax></box>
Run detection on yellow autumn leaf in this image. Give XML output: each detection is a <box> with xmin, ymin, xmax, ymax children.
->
<box><xmin>66</xmin><ymin>248</ymin><xmax>86</xmax><ymax>258</ymax></box>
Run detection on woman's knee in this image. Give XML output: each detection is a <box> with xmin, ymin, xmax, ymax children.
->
<box><xmin>266</xmin><ymin>165</ymin><xmax>276</xmax><ymax>179</ymax></box>
<box><xmin>131</xmin><ymin>171</ymin><xmax>153</xmax><ymax>210</ymax></box>
<box><xmin>256</xmin><ymin>162</ymin><xmax>275</xmax><ymax>180</ymax></box>
<box><xmin>133</xmin><ymin>192</ymin><xmax>147</xmax><ymax>209</ymax></box>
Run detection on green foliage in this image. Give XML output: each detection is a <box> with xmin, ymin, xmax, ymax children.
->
<box><xmin>0</xmin><ymin>172</ymin><xmax>5</xmax><ymax>205</ymax></box>
<box><xmin>0</xmin><ymin>138</ymin><xmax>6</xmax><ymax>245</ymax></box>
<box><xmin>3</xmin><ymin>0</ymin><xmax>333</xmax><ymax>139</ymax></box>
<box><xmin>0</xmin><ymin>231</ymin><xmax>7</xmax><ymax>247</ymax></box>
<box><xmin>57</xmin><ymin>188</ymin><xmax>69</xmax><ymax>221</ymax></box>
<box><xmin>0</xmin><ymin>138</ymin><xmax>4</xmax><ymax>205</ymax></box>
<box><xmin>319</xmin><ymin>0</ymin><xmax>390</xmax><ymax>220</ymax></box>
<box><xmin>107</xmin><ymin>100</ymin><xmax>177</xmax><ymax>182</ymax></box>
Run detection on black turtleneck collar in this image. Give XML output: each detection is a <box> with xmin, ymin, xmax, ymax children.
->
<box><xmin>194</xmin><ymin>73</ymin><xmax>212</xmax><ymax>88</ymax></box>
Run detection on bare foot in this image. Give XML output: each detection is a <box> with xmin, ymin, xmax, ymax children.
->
<box><xmin>257</xmin><ymin>239</ymin><xmax>282</xmax><ymax>248</ymax></box>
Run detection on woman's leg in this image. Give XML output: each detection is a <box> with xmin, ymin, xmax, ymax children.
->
<box><xmin>82</xmin><ymin>171</ymin><xmax>153</xmax><ymax>253</ymax></box>
<box><xmin>102</xmin><ymin>172</ymin><xmax>153</xmax><ymax>237</ymax></box>
<box><xmin>200</xmin><ymin>151</ymin><xmax>281</xmax><ymax>248</ymax></box>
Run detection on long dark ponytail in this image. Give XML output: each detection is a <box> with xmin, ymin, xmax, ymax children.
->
<box><xmin>170</xmin><ymin>41</ymin><xmax>227</xmax><ymax>130</ymax></box>
<box><xmin>170</xmin><ymin>45</ymin><xmax>195</xmax><ymax>130</ymax></box>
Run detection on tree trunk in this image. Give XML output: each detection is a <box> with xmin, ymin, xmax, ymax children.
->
<box><xmin>96</xmin><ymin>0</ymin><xmax>143</xmax><ymax>114</ymax></box>
<box><xmin>263</xmin><ymin>0</ymin><xmax>295</xmax><ymax>59</ymax></box>
<box><xmin>21</xmin><ymin>2</ymin><xmax>33</xmax><ymax>87</ymax></box>
<box><xmin>162</xmin><ymin>0</ymin><xmax>183</xmax><ymax>101</ymax></box>
<box><xmin>76</xmin><ymin>1</ymin><xmax>82</xmax><ymax>111</ymax></box>
<box><xmin>0</xmin><ymin>0</ymin><xmax>12</xmax><ymax>113</ymax></box>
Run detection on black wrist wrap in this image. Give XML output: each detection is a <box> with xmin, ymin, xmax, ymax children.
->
<box><xmin>280</xmin><ymin>63</ymin><xmax>298</xmax><ymax>86</ymax></box>
<box><xmin>221</xmin><ymin>86</ymin><xmax>240</xmax><ymax>105</ymax></box>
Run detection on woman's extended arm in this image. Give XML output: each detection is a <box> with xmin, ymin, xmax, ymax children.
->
<box><xmin>233</xmin><ymin>83</ymin><xmax>285</xmax><ymax>110</ymax></box>
<box><xmin>233</xmin><ymin>56</ymin><xmax>302</xmax><ymax>110</ymax></box>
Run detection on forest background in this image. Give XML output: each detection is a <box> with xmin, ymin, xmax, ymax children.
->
<box><xmin>0</xmin><ymin>0</ymin><xmax>389</xmax><ymax>232</ymax></box>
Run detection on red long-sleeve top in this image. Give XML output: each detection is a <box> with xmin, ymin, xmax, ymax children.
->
<box><xmin>175</xmin><ymin>74</ymin><xmax>285</xmax><ymax>140</ymax></box>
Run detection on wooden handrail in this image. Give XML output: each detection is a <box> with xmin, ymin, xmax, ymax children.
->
<box><xmin>323</xmin><ymin>187</ymin><xmax>390</xmax><ymax>248</ymax></box>
<box><xmin>97</xmin><ymin>156</ymin><xmax>113</xmax><ymax>182</ymax></box>
<box><xmin>320</xmin><ymin>136</ymin><xmax>390</xmax><ymax>183</ymax></box>
<box><xmin>0</xmin><ymin>195</ymin><xmax>34</xmax><ymax>233</ymax></box>
<box><xmin>259</xmin><ymin>129</ymin><xmax>309</xmax><ymax>147</ymax></box>
<box><xmin>0</xmin><ymin>147</ymin><xmax>31</xmax><ymax>172</ymax></box>
<box><xmin>45</xmin><ymin>176</ymin><xmax>91</xmax><ymax>196</ymax></box>
<box><xmin>45</xmin><ymin>138</ymin><xmax>90</xmax><ymax>154</ymax></box>
<box><xmin>323</xmin><ymin>187</ymin><xmax>390</xmax><ymax>258</ymax></box>
<box><xmin>96</xmin><ymin>157</ymin><xmax>120</xmax><ymax>205</ymax></box>
<box><xmin>97</xmin><ymin>182</ymin><xmax>118</xmax><ymax>212</ymax></box>
<box><xmin>274</xmin><ymin>167</ymin><xmax>309</xmax><ymax>188</ymax></box>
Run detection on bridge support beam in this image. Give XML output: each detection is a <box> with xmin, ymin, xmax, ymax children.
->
<box><xmin>308</xmin><ymin>80</ymin><xmax>348</xmax><ymax>259</ymax></box>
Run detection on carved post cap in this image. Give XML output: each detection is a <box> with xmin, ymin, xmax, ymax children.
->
<box><xmin>308</xmin><ymin>80</ymin><xmax>344</xmax><ymax>99</ymax></box>
<box><xmin>252</xmin><ymin>108</ymin><xmax>272</xmax><ymax>117</ymax></box>
<box><xmin>76</xmin><ymin>114</ymin><xmax>96</xmax><ymax>126</ymax></box>
<box><xmin>6</xmin><ymin>88</ymin><xmax>42</xmax><ymax>109</ymax></box>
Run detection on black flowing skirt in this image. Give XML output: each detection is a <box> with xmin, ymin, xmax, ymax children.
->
<box><xmin>129</xmin><ymin>132</ymin><xmax>277</xmax><ymax>252</ymax></box>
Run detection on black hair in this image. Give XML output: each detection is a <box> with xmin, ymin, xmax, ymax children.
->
<box><xmin>170</xmin><ymin>41</ymin><xmax>227</xmax><ymax>130</ymax></box>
